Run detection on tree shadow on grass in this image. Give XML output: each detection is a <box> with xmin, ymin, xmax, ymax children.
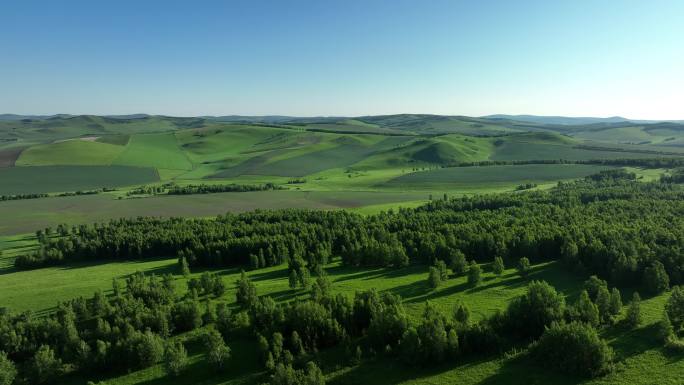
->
<box><xmin>476</xmin><ymin>354</ymin><xmax>586</xmax><ymax>385</ymax></box>
<box><xmin>265</xmin><ymin>288</ymin><xmax>307</xmax><ymax>303</ymax></box>
<box><xmin>327</xmin><ymin>264</ymin><xmax>422</xmax><ymax>283</ymax></box>
<box><xmin>249</xmin><ymin>267</ymin><xmax>288</xmax><ymax>282</ymax></box>
<box><xmin>328</xmin><ymin>353</ymin><xmax>503</xmax><ymax>385</ymax></box>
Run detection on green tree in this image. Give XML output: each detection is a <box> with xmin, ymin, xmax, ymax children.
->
<box><xmin>626</xmin><ymin>292</ymin><xmax>642</xmax><ymax>328</ymax></box>
<box><xmin>236</xmin><ymin>271</ymin><xmax>257</xmax><ymax>308</ymax></box>
<box><xmin>575</xmin><ymin>290</ymin><xmax>599</xmax><ymax>326</ymax></box>
<box><xmin>665</xmin><ymin>285</ymin><xmax>684</xmax><ymax>329</ymax></box>
<box><xmin>492</xmin><ymin>256</ymin><xmax>505</xmax><ymax>276</ymax></box>
<box><xmin>595</xmin><ymin>286</ymin><xmax>611</xmax><ymax>324</ymax></box>
<box><xmin>435</xmin><ymin>260</ymin><xmax>449</xmax><ymax>280</ymax></box>
<box><xmin>205</xmin><ymin>329</ymin><xmax>231</xmax><ymax>371</ymax></box>
<box><xmin>288</xmin><ymin>269</ymin><xmax>298</xmax><ymax>290</ymax></box>
<box><xmin>658</xmin><ymin>313</ymin><xmax>674</xmax><ymax>343</ymax></box>
<box><xmin>427</xmin><ymin>266</ymin><xmax>442</xmax><ymax>289</ymax></box>
<box><xmin>304</xmin><ymin>361</ymin><xmax>325</xmax><ymax>385</ymax></box>
<box><xmin>0</xmin><ymin>351</ymin><xmax>17</xmax><ymax>385</ymax></box>
<box><xmin>449</xmin><ymin>250</ymin><xmax>468</xmax><ymax>276</ymax></box>
<box><xmin>584</xmin><ymin>275</ymin><xmax>608</xmax><ymax>301</ymax></box>
<box><xmin>136</xmin><ymin>331</ymin><xmax>164</xmax><ymax>368</ymax></box>
<box><xmin>643</xmin><ymin>261</ymin><xmax>670</xmax><ymax>294</ymax></box>
<box><xmin>178</xmin><ymin>256</ymin><xmax>190</xmax><ymax>277</ymax></box>
<box><xmin>453</xmin><ymin>300</ymin><xmax>471</xmax><ymax>328</ymax></box>
<box><xmin>517</xmin><ymin>257</ymin><xmax>531</xmax><ymax>278</ymax></box>
<box><xmin>467</xmin><ymin>261</ymin><xmax>482</xmax><ymax>287</ymax></box>
<box><xmin>505</xmin><ymin>280</ymin><xmax>566</xmax><ymax>339</ymax></box>
<box><xmin>530</xmin><ymin>321</ymin><xmax>613</xmax><ymax>378</ymax></box>
<box><xmin>31</xmin><ymin>345</ymin><xmax>62</xmax><ymax>384</ymax></box>
<box><xmin>609</xmin><ymin>288</ymin><xmax>622</xmax><ymax>319</ymax></box>
<box><xmin>164</xmin><ymin>341</ymin><xmax>189</xmax><ymax>376</ymax></box>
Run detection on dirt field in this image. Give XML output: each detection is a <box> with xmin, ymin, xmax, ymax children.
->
<box><xmin>0</xmin><ymin>147</ymin><xmax>25</xmax><ymax>167</ymax></box>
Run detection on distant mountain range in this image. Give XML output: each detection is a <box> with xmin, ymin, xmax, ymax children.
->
<box><xmin>483</xmin><ymin>114</ymin><xmax>684</xmax><ymax>125</ymax></box>
<box><xmin>2</xmin><ymin>113</ymin><xmax>683</xmax><ymax>125</ymax></box>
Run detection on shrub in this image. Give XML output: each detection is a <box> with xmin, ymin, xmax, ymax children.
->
<box><xmin>643</xmin><ymin>261</ymin><xmax>669</xmax><ymax>294</ymax></box>
<box><xmin>504</xmin><ymin>280</ymin><xmax>565</xmax><ymax>339</ymax></box>
<box><xmin>530</xmin><ymin>321</ymin><xmax>613</xmax><ymax>378</ymax></box>
<box><xmin>205</xmin><ymin>329</ymin><xmax>231</xmax><ymax>371</ymax></box>
<box><xmin>517</xmin><ymin>257</ymin><xmax>531</xmax><ymax>278</ymax></box>
<box><xmin>164</xmin><ymin>341</ymin><xmax>189</xmax><ymax>376</ymax></box>
<box><xmin>665</xmin><ymin>286</ymin><xmax>684</xmax><ymax>329</ymax></box>
<box><xmin>427</xmin><ymin>267</ymin><xmax>441</xmax><ymax>289</ymax></box>
<box><xmin>468</xmin><ymin>261</ymin><xmax>482</xmax><ymax>287</ymax></box>
<box><xmin>492</xmin><ymin>256</ymin><xmax>505</xmax><ymax>276</ymax></box>
<box><xmin>0</xmin><ymin>351</ymin><xmax>17</xmax><ymax>385</ymax></box>
<box><xmin>626</xmin><ymin>292</ymin><xmax>642</xmax><ymax>328</ymax></box>
<box><xmin>30</xmin><ymin>345</ymin><xmax>62</xmax><ymax>384</ymax></box>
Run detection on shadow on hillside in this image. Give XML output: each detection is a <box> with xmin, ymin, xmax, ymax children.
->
<box><xmin>250</xmin><ymin>267</ymin><xmax>288</xmax><ymax>282</ymax></box>
<box><xmin>328</xmin><ymin>354</ymin><xmax>498</xmax><ymax>385</ymax></box>
<box><xmin>327</xmin><ymin>264</ymin><xmax>419</xmax><ymax>283</ymax></box>
<box><xmin>476</xmin><ymin>354</ymin><xmax>584</xmax><ymax>385</ymax></box>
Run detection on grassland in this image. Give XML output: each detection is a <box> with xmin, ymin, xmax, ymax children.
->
<box><xmin>0</xmin><ymin>190</ymin><xmax>428</xmax><ymax>235</ymax></box>
<box><xmin>0</xmin><ymin>165</ymin><xmax>159</xmax><ymax>195</ymax></box>
<box><xmin>114</xmin><ymin>133</ymin><xmax>193</xmax><ymax>170</ymax></box>
<box><xmin>383</xmin><ymin>164</ymin><xmax>613</xmax><ymax>190</ymax></box>
<box><xmin>16</xmin><ymin>139</ymin><xmax>126</xmax><ymax>166</ymax></box>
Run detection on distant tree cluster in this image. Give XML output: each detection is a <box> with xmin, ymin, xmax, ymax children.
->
<box><xmin>166</xmin><ymin>182</ymin><xmax>283</xmax><ymax>195</ymax></box>
<box><xmin>441</xmin><ymin>157</ymin><xmax>684</xmax><ymax>170</ymax></box>
<box><xmin>0</xmin><ymin>193</ymin><xmax>48</xmax><ymax>201</ymax></box>
<box><xmin>515</xmin><ymin>183</ymin><xmax>537</xmax><ymax>191</ymax></box>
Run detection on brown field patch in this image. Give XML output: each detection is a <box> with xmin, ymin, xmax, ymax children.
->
<box><xmin>0</xmin><ymin>147</ymin><xmax>25</xmax><ymax>167</ymax></box>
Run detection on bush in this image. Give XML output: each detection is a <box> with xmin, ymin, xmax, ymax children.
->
<box><xmin>135</xmin><ymin>331</ymin><xmax>165</xmax><ymax>369</ymax></box>
<box><xmin>530</xmin><ymin>321</ymin><xmax>613</xmax><ymax>378</ymax></box>
<box><xmin>205</xmin><ymin>329</ymin><xmax>231</xmax><ymax>371</ymax></box>
<box><xmin>626</xmin><ymin>292</ymin><xmax>642</xmax><ymax>328</ymax></box>
<box><xmin>492</xmin><ymin>256</ymin><xmax>505</xmax><ymax>276</ymax></box>
<box><xmin>427</xmin><ymin>267</ymin><xmax>441</xmax><ymax>289</ymax></box>
<box><xmin>236</xmin><ymin>271</ymin><xmax>258</xmax><ymax>308</ymax></box>
<box><xmin>449</xmin><ymin>250</ymin><xmax>468</xmax><ymax>276</ymax></box>
<box><xmin>30</xmin><ymin>345</ymin><xmax>62</xmax><ymax>384</ymax></box>
<box><xmin>164</xmin><ymin>341</ymin><xmax>189</xmax><ymax>376</ymax></box>
<box><xmin>643</xmin><ymin>261</ymin><xmax>669</xmax><ymax>294</ymax></box>
<box><xmin>504</xmin><ymin>280</ymin><xmax>565</xmax><ymax>339</ymax></box>
<box><xmin>0</xmin><ymin>351</ymin><xmax>17</xmax><ymax>385</ymax></box>
<box><xmin>665</xmin><ymin>286</ymin><xmax>684</xmax><ymax>329</ymax></box>
<box><xmin>517</xmin><ymin>257</ymin><xmax>531</xmax><ymax>278</ymax></box>
<box><xmin>468</xmin><ymin>261</ymin><xmax>482</xmax><ymax>286</ymax></box>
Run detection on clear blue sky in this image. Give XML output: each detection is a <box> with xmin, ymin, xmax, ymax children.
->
<box><xmin>1</xmin><ymin>0</ymin><xmax>682</xmax><ymax>119</ymax></box>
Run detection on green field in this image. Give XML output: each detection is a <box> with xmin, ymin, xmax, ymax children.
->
<box><xmin>16</xmin><ymin>139</ymin><xmax>126</xmax><ymax>166</ymax></box>
<box><xmin>0</xmin><ymin>165</ymin><xmax>159</xmax><ymax>195</ymax></box>
<box><xmin>383</xmin><ymin>164</ymin><xmax>613</xmax><ymax>190</ymax></box>
<box><xmin>114</xmin><ymin>133</ymin><xmax>193</xmax><ymax>170</ymax></box>
<box><xmin>0</xmin><ymin>190</ymin><xmax>427</xmax><ymax>235</ymax></box>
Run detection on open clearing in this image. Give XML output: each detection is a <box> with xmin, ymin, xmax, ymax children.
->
<box><xmin>382</xmin><ymin>164</ymin><xmax>613</xmax><ymax>189</ymax></box>
<box><xmin>0</xmin><ymin>190</ymin><xmax>427</xmax><ymax>235</ymax></box>
<box><xmin>0</xmin><ymin>165</ymin><xmax>159</xmax><ymax>195</ymax></box>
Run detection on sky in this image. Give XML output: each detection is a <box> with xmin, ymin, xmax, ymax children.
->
<box><xmin>1</xmin><ymin>0</ymin><xmax>683</xmax><ymax>119</ymax></box>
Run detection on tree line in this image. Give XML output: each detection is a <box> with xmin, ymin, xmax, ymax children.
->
<box><xmin>16</xmin><ymin>176</ymin><xmax>684</xmax><ymax>296</ymax></box>
<box><xmin>126</xmin><ymin>182</ymin><xmax>283</xmax><ymax>196</ymax></box>
<box><xmin>0</xmin><ymin>188</ymin><xmax>115</xmax><ymax>203</ymax></box>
